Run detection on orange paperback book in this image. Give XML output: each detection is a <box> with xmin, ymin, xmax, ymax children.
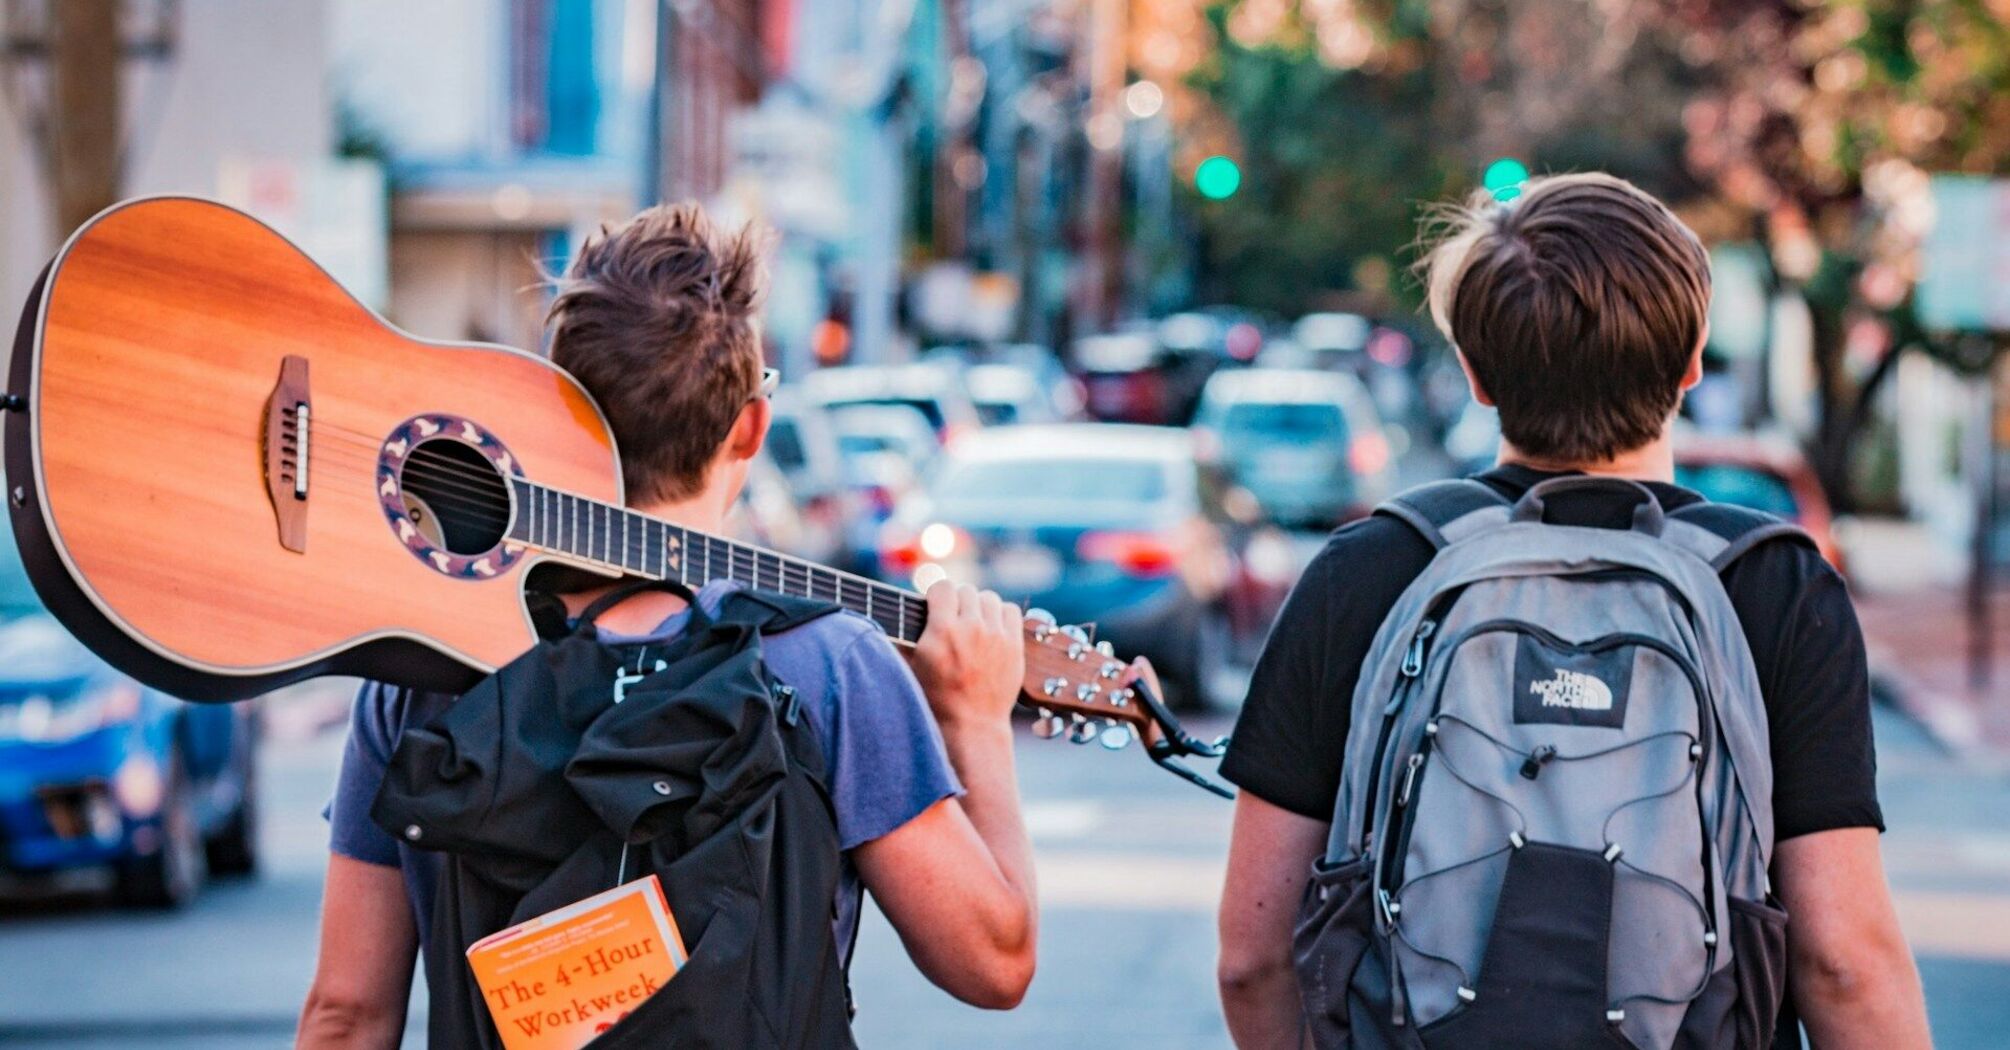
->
<box><xmin>465</xmin><ymin>875</ymin><xmax>688</xmax><ymax>1050</ymax></box>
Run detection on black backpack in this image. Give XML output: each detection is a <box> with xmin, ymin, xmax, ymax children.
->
<box><xmin>372</xmin><ymin>581</ymin><xmax>857</xmax><ymax>1049</ymax></box>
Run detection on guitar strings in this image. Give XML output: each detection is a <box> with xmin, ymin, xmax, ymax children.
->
<box><xmin>298</xmin><ymin>427</ymin><xmax>929</xmax><ymax>637</ymax></box>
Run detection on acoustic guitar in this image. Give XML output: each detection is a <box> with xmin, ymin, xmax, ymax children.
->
<box><xmin>3</xmin><ymin>197</ymin><xmax>1227</xmax><ymax>793</ymax></box>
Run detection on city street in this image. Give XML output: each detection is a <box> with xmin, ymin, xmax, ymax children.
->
<box><xmin>0</xmin><ymin>1</ymin><xmax>2005</xmax><ymax>1047</ymax></box>
<box><xmin>1</xmin><ymin>689</ymin><xmax>2005</xmax><ymax>1049</ymax></box>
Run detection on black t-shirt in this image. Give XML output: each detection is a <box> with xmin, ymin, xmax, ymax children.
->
<box><xmin>1221</xmin><ymin>464</ymin><xmax>1884</xmax><ymax>840</ymax></box>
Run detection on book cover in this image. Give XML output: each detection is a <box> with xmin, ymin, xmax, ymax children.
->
<box><xmin>466</xmin><ymin>875</ymin><xmax>688</xmax><ymax>1049</ymax></box>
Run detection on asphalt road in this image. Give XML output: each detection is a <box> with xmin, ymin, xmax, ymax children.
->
<box><xmin>1</xmin><ymin>695</ymin><xmax>2006</xmax><ymax>1048</ymax></box>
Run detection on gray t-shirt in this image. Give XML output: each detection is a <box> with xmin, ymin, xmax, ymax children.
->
<box><xmin>324</xmin><ymin>580</ymin><xmax>963</xmax><ymax>963</ymax></box>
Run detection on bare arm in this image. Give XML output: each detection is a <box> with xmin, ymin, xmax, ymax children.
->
<box><xmin>1774</xmin><ymin>828</ymin><xmax>1931</xmax><ymax>1049</ymax></box>
<box><xmin>297</xmin><ymin>854</ymin><xmax>418</xmax><ymax>1049</ymax></box>
<box><xmin>855</xmin><ymin>581</ymin><xmax>1036</xmax><ymax>1009</ymax></box>
<box><xmin>1218</xmin><ymin>791</ymin><xmax>1328</xmax><ymax>1049</ymax></box>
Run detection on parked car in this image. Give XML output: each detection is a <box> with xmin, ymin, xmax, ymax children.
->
<box><xmin>801</xmin><ymin>363</ymin><xmax>983</xmax><ymax>446</ymax></box>
<box><xmin>0</xmin><ymin>522</ymin><xmax>258</xmax><ymax>907</ymax></box>
<box><xmin>964</xmin><ymin>362</ymin><xmax>1081</xmax><ymax>426</ymax></box>
<box><xmin>1443</xmin><ymin>399</ymin><xmax>1503</xmax><ymax>477</ymax></box>
<box><xmin>1674</xmin><ymin>431</ymin><xmax>1845</xmax><ymax>572</ymax></box>
<box><xmin>876</xmin><ymin>424</ymin><xmax>1289</xmax><ymax>709</ymax></box>
<box><xmin>826</xmin><ymin>403</ymin><xmax>941</xmax><ymax>573</ymax></box>
<box><xmin>730</xmin><ymin>448</ymin><xmax>849</xmax><ymax>570</ymax></box>
<box><xmin>762</xmin><ymin>389</ymin><xmax>869</xmax><ymax>570</ymax></box>
<box><xmin>1268</xmin><ymin>312</ymin><xmax>1372</xmax><ymax>372</ymax></box>
<box><xmin>1193</xmin><ymin>368</ymin><xmax>1394</xmax><ymax>528</ymax></box>
<box><xmin>1072</xmin><ymin>331</ymin><xmax>1168</xmax><ymax>425</ymax></box>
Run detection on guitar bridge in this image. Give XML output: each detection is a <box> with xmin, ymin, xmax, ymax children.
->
<box><xmin>263</xmin><ymin>354</ymin><xmax>310</xmax><ymax>552</ymax></box>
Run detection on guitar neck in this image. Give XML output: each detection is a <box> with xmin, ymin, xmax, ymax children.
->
<box><xmin>505</xmin><ymin>477</ymin><xmax>927</xmax><ymax>644</ymax></box>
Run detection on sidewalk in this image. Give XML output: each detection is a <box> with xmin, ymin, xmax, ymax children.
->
<box><xmin>1842</xmin><ymin>517</ymin><xmax>2010</xmax><ymax>755</ymax></box>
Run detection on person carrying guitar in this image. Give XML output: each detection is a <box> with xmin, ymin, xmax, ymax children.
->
<box><xmin>297</xmin><ymin>204</ymin><xmax>1038</xmax><ymax>1046</ymax></box>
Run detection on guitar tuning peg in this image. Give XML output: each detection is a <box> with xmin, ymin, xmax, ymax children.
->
<box><xmin>1030</xmin><ymin>707</ymin><xmax>1065</xmax><ymax>740</ymax></box>
<box><xmin>1094</xmin><ymin>640</ymin><xmax>1115</xmax><ymax>658</ymax></box>
<box><xmin>1067</xmin><ymin>714</ymin><xmax>1098</xmax><ymax>745</ymax></box>
<box><xmin>1026</xmin><ymin>607</ymin><xmax>1056</xmax><ymax>641</ymax></box>
<box><xmin>1061</xmin><ymin>624</ymin><xmax>1090</xmax><ymax>645</ymax></box>
<box><xmin>1098</xmin><ymin>721</ymin><xmax>1134</xmax><ymax>751</ymax></box>
<box><xmin>1025</xmin><ymin>607</ymin><xmax>1056</xmax><ymax>625</ymax></box>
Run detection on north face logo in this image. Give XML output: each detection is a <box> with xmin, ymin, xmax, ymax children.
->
<box><xmin>1529</xmin><ymin>668</ymin><xmax>1614</xmax><ymax>711</ymax></box>
<box><xmin>1513</xmin><ymin>636</ymin><xmax>1631</xmax><ymax>729</ymax></box>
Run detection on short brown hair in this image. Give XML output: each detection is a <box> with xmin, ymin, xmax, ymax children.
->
<box><xmin>1421</xmin><ymin>172</ymin><xmax>1710</xmax><ymax>464</ymax></box>
<box><xmin>546</xmin><ymin>203</ymin><xmax>768</xmax><ymax>504</ymax></box>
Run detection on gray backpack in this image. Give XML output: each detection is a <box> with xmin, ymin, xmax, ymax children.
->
<box><xmin>1294</xmin><ymin>477</ymin><xmax>1806</xmax><ymax>1049</ymax></box>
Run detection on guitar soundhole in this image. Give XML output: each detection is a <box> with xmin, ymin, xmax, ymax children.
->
<box><xmin>399</xmin><ymin>438</ymin><xmax>512</xmax><ymax>555</ymax></box>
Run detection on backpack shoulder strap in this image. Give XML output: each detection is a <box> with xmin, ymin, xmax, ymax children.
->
<box><xmin>1373</xmin><ymin>478</ymin><xmax>1513</xmax><ymax>551</ymax></box>
<box><xmin>1663</xmin><ymin>502</ymin><xmax>1817</xmax><ymax>572</ymax></box>
<box><xmin>712</xmin><ymin>586</ymin><xmax>845</xmax><ymax>634</ymax></box>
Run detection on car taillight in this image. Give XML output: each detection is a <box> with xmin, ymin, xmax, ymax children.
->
<box><xmin>1078</xmin><ymin>530</ymin><xmax>1180</xmax><ymax>577</ymax></box>
<box><xmin>1349</xmin><ymin>431</ymin><xmax>1391</xmax><ymax>476</ymax></box>
<box><xmin>861</xmin><ymin>485</ymin><xmax>898</xmax><ymax>516</ymax></box>
<box><xmin>880</xmin><ymin>522</ymin><xmax>966</xmax><ymax>573</ymax></box>
<box><xmin>1226</xmin><ymin>322</ymin><xmax>1263</xmax><ymax>361</ymax></box>
<box><xmin>803</xmin><ymin>493</ymin><xmax>843</xmax><ymax>525</ymax></box>
<box><xmin>879</xmin><ymin>529</ymin><xmax>922</xmax><ymax>573</ymax></box>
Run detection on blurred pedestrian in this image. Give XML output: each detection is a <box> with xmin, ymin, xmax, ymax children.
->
<box><xmin>296</xmin><ymin>203</ymin><xmax>1036</xmax><ymax>1048</ymax></box>
<box><xmin>1216</xmin><ymin>173</ymin><xmax>1929</xmax><ymax>1049</ymax></box>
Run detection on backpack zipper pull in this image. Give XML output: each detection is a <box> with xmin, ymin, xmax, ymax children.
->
<box><xmin>1397</xmin><ymin>752</ymin><xmax>1424</xmax><ymax>807</ymax></box>
<box><xmin>1399</xmin><ymin>620</ymin><xmax>1438</xmax><ymax>678</ymax></box>
<box><xmin>1519</xmin><ymin>743</ymin><xmax>1558</xmax><ymax>780</ymax></box>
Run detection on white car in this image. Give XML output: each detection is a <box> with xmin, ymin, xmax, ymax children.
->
<box><xmin>1192</xmin><ymin>368</ymin><xmax>1394</xmax><ymax>527</ymax></box>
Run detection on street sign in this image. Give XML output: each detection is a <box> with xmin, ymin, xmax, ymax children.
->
<box><xmin>1918</xmin><ymin>175</ymin><xmax>2010</xmax><ymax>333</ymax></box>
<box><xmin>217</xmin><ymin>158</ymin><xmax>388</xmax><ymax>311</ymax></box>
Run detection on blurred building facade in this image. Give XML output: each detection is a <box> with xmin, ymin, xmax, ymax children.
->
<box><xmin>0</xmin><ymin>0</ymin><xmax>1188</xmax><ymax>372</ymax></box>
<box><xmin>0</xmin><ymin>0</ymin><xmax>334</xmax><ymax>363</ymax></box>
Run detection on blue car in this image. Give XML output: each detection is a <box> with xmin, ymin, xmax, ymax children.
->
<box><xmin>0</xmin><ymin>522</ymin><xmax>257</xmax><ymax>907</ymax></box>
<box><xmin>877</xmin><ymin>425</ymin><xmax>1274</xmax><ymax>709</ymax></box>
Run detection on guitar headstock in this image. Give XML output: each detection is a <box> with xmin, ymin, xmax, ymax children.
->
<box><xmin>1017</xmin><ymin>608</ymin><xmax>1234</xmax><ymax>797</ymax></box>
<box><xmin>1017</xmin><ymin>610</ymin><xmax>1154</xmax><ymax>751</ymax></box>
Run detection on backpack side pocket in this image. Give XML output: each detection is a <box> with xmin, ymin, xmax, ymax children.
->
<box><xmin>1728</xmin><ymin>895</ymin><xmax>1788</xmax><ymax>1048</ymax></box>
<box><xmin>1295</xmin><ymin>856</ymin><xmax>1375</xmax><ymax>1047</ymax></box>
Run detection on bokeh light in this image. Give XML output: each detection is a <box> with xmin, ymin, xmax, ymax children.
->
<box><xmin>1483</xmin><ymin>157</ymin><xmax>1529</xmax><ymax>201</ymax></box>
<box><xmin>1123</xmin><ymin>80</ymin><xmax>1165</xmax><ymax>120</ymax></box>
<box><xmin>1195</xmin><ymin>155</ymin><xmax>1242</xmax><ymax>200</ymax></box>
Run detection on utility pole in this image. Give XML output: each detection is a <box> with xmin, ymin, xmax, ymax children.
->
<box><xmin>50</xmin><ymin>0</ymin><xmax>122</xmax><ymax>236</ymax></box>
<box><xmin>1075</xmin><ymin>0</ymin><xmax>1125</xmax><ymax>334</ymax></box>
<box><xmin>932</xmin><ymin>0</ymin><xmax>970</xmax><ymax>261</ymax></box>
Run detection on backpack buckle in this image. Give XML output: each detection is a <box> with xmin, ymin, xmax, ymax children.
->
<box><xmin>777</xmin><ymin>684</ymin><xmax>802</xmax><ymax>726</ymax></box>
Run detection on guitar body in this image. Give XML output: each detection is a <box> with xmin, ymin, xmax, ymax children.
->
<box><xmin>7</xmin><ymin>197</ymin><xmax>622</xmax><ymax>699</ymax></box>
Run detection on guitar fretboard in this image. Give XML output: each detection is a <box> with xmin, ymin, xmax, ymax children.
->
<box><xmin>505</xmin><ymin>477</ymin><xmax>926</xmax><ymax>643</ymax></box>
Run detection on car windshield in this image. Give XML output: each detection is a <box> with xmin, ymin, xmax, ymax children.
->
<box><xmin>838</xmin><ymin>432</ymin><xmax>906</xmax><ymax>457</ymax></box>
<box><xmin>973</xmin><ymin>401</ymin><xmax>1020</xmax><ymax>426</ymax></box>
<box><xmin>934</xmin><ymin>456</ymin><xmax>1169</xmax><ymax>508</ymax></box>
<box><xmin>1675</xmin><ymin>463</ymin><xmax>1800</xmax><ymax>518</ymax></box>
<box><xmin>825</xmin><ymin>397</ymin><xmax>946</xmax><ymax>430</ymax></box>
<box><xmin>1220</xmin><ymin>401</ymin><xmax>1346</xmax><ymax>443</ymax></box>
<box><xmin>0</xmin><ymin>521</ymin><xmax>42</xmax><ymax>615</ymax></box>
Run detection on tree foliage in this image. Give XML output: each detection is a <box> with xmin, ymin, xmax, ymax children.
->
<box><xmin>1179</xmin><ymin>2</ymin><xmax>1454</xmax><ymax>314</ymax></box>
<box><xmin>1173</xmin><ymin>0</ymin><xmax>2010</xmax><ymax>505</ymax></box>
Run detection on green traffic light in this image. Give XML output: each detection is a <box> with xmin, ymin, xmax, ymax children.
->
<box><xmin>1196</xmin><ymin>155</ymin><xmax>1242</xmax><ymax>200</ymax></box>
<box><xmin>1484</xmin><ymin>157</ymin><xmax>1529</xmax><ymax>201</ymax></box>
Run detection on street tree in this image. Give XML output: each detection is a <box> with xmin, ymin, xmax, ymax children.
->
<box><xmin>1647</xmin><ymin>0</ymin><xmax>2010</xmax><ymax>507</ymax></box>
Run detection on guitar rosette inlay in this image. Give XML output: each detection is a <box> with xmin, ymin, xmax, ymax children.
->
<box><xmin>376</xmin><ymin>414</ymin><xmax>527</xmax><ymax>580</ymax></box>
